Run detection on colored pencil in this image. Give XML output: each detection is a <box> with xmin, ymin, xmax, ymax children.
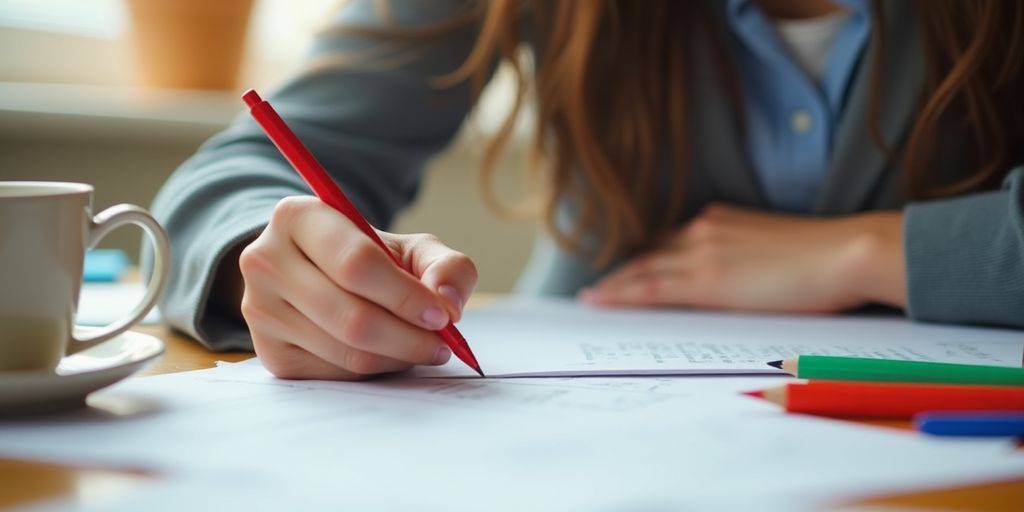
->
<box><xmin>742</xmin><ymin>380</ymin><xmax>1024</xmax><ymax>419</ymax></box>
<box><xmin>767</xmin><ymin>355</ymin><xmax>1024</xmax><ymax>386</ymax></box>
<box><xmin>914</xmin><ymin>412</ymin><xmax>1024</xmax><ymax>437</ymax></box>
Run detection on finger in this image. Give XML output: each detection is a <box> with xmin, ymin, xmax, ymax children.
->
<box><xmin>269</xmin><ymin>245</ymin><xmax>451</xmax><ymax>366</ymax></box>
<box><xmin>250</xmin><ymin>296</ymin><xmax>419</xmax><ymax>377</ymax></box>
<box><xmin>395</xmin><ymin>233</ymin><xmax>478</xmax><ymax>321</ymax></box>
<box><xmin>581</xmin><ymin>273</ymin><xmax>706</xmax><ymax>307</ymax></box>
<box><xmin>662</xmin><ymin>219</ymin><xmax>717</xmax><ymax>250</ymax></box>
<box><xmin>708</xmin><ymin>204</ymin><xmax>800</xmax><ymax>226</ymax></box>
<box><xmin>253</xmin><ymin>331</ymin><xmax>360</xmax><ymax>381</ymax></box>
<box><xmin>593</xmin><ymin>250</ymin><xmax>691</xmax><ymax>291</ymax></box>
<box><xmin>286</xmin><ymin>201</ymin><xmax>452</xmax><ymax>331</ymax></box>
<box><xmin>661</xmin><ymin>205</ymin><xmax>744</xmax><ymax>249</ymax></box>
<box><xmin>241</xmin><ymin>277</ymin><xmax>421</xmax><ymax>378</ymax></box>
<box><xmin>700</xmin><ymin>203</ymin><xmax>754</xmax><ymax>221</ymax></box>
<box><xmin>254</xmin><ymin>332</ymin><xmax>406</xmax><ymax>381</ymax></box>
<box><xmin>241</xmin><ymin>280</ymin><xmax>382</xmax><ymax>380</ymax></box>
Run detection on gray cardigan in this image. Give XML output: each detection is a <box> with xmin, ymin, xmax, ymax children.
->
<box><xmin>147</xmin><ymin>0</ymin><xmax>1024</xmax><ymax>350</ymax></box>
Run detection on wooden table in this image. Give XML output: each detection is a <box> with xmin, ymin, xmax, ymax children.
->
<box><xmin>1</xmin><ymin>325</ymin><xmax>1021</xmax><ymax>510</ymax></box>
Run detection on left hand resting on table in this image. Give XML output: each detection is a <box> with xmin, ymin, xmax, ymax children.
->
<box><xmin>579</xmin><ymin>204</ymin><xmax>907</xmax><ymax>313</ymax></box>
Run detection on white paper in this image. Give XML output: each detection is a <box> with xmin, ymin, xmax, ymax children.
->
<box><xmin>2</xmin><ymin>358</ymin><xmax>1024</xmax><ymax>511</ymax></box>
<box><xmin>419</xmin><ymin>299</ymin><xmax>1024</xmax><ymax>377</ymax></box>
<box><xmin>77</xmin><ymin>283</ymin><xmax>160</xmax><ymax>326</ymax></box>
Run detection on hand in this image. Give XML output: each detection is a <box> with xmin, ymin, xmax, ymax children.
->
<box><xmin>580</xmin><ymin>204</ymin><xmax>906</xmax><ymax>313</ymax></box>
<box><xmin>238</xmin><ymin>196</ymin><xmax>477</xmax><ymax>380</ymax></box>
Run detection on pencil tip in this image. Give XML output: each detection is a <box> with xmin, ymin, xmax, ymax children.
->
<box><xmin>767</xmin><ymin>360</ymin><xmax>783</xmax><ymax>369</ymax></box>
<box><xmin>741</xmin><ymin>389</ymin><xmax>765</xmax><ymax>399</ymax></box>
<box><xmin>474</xmin><ymin>367</ymin><xmax>486</xmax><ymax>378</ymax></box>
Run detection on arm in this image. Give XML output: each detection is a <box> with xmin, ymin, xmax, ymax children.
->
<box><xmin>580</xmin><ymin>204</ymin><xmax>904</xmax><ymax>313</ymax></box>
<box><xmin>144</xmin><ymin>0</ymin><xmax>486</xmax><ymax>350</ymax></box>
<box><xmin>904</xmin><ymin>166</ymin><xmax>1024</xmax><ymax>328</ymax></box>
<box><xmin>582</xmin><ymin>167</ymin><xmax>1024</xmax><ymax>329</ymax></box>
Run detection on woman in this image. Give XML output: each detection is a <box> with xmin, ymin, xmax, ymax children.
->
<box><xmin>149</xmin><ymin>0</ymin><xmax>1024</xmax><ymax>380</ymax></box>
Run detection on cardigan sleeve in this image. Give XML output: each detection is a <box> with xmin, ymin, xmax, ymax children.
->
<box><xmin>904</xmin><ymin>166</ymin><xmax>1024</xmax><ymax>329</ymax></box>
<box><xmin>143</xmin><ymin>0</ymin><xmax>485</xmax><ymax>350</ymax></box>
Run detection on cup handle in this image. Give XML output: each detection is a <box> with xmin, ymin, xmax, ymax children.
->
<box><xmin>67</xmin><ymin>204</ymin><xmax>171</xmax><ymax>353</ymax></box>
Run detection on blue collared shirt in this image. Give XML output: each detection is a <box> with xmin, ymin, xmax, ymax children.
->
<box><xmin>725</xmin><ymin>0</ymin><xmax>871</xmax><ymax>212</ymax></box>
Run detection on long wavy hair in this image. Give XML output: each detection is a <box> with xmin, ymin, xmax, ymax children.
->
<box><xmin>332</xmin><ymin>0</ymin><xmax>1024</xmax><ymax>265</ymax></box>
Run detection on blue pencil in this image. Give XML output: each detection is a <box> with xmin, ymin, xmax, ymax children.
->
<box><xmin>915</xmin><ymin>412</ymin><xmax>1024</xmax><ymax>437</ymax></box>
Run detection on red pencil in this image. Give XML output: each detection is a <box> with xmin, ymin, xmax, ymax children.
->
<box><xmin>743</xmin><ymin>380</ymin><xmax>1024</xmax><ymax>419</ymax></box>
<box><xmin>243</xmin><ymin>89</ymin><xmax>484</xmax><ymax>377</ymax></box>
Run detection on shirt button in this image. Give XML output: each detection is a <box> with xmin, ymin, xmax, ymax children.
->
<box><xmin>790</xmin><ymin>110</ymin><xmax>813</xmax><ymax>134</ymax></box>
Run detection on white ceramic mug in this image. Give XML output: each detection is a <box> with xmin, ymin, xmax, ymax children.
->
<box><xmin>0</xmin><ymin>182</ymin><xmax>170</xmax><ymax>372</ymax></box>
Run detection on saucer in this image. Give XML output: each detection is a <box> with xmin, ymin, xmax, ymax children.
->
<box><xmin>0</xmin><ymin>330</ymin><xmax>164</xmax><ymax>416</ymax></box>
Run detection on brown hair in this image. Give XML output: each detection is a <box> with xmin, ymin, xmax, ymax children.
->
<box><xmin>892</xmin><ymin>0</ymin><xmax>1024</xmax><ymax>198</ymax></box>
<box><xmin>335</xmin><ymin>1</ymin><xmax>1024</xmax><ymax>265</ymax></box>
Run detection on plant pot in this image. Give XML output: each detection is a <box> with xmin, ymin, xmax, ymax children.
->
<box><xmin>127</xmin><ymin>0</ymin><xmax>254</xmax><ymax>90</ymax></box>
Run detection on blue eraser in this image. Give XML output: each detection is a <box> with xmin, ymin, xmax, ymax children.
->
<box><xmin>84</xmin><ymin>249</ymin><xmax>129</xmax><ymax>282</ymax></box>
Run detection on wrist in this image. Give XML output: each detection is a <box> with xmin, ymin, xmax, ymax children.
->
<box><xmin>838</xmin><ymin>212</ymin><xmax>907</xmax><ymax>308</ymax></box>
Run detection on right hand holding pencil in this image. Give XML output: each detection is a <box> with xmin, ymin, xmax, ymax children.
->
<box><xmin>238</xmin><ymin>196</ymin><xmax>477</xmax><ymax>380</ymax></box>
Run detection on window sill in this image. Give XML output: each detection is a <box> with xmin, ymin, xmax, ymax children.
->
<box><xmin>0</xmin><ymin>81</ymin><xmax>239</xmax><ymax>142</ymax></box>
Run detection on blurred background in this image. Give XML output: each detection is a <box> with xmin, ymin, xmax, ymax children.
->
<box><xmin>0</xmin><ymin>0</ymin><xmax>536</xmax><ymax>292</ymax></box>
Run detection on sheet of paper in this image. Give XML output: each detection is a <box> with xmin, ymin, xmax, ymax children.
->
<box><xmin>2</xmin><ymin>358</ymin><xmax>1023</xmax><ymax>511</ymax></box>
<box><xmin>77</xmin><ymin>282</ymin><xmax>160</xmax><ymax>326</ymax></box>
<box><xmin>418</xmin><ymin>299</ymin><xmax>1024</xmax><ymax>377</ymax></box>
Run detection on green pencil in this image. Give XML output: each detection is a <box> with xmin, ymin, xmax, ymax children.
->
<box><xmin>767</xmin><ymin>355</ymin><xmax>1024</xmax><ymax>386</ymax></box>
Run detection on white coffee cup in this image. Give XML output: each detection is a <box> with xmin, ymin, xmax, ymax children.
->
<box><xmin>0</xmin><ymin>182</ymin><xmax>170</xmax><ymax>373</ymax></box>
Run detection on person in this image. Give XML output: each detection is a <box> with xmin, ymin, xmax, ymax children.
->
<box><xmin>147</xmin><ymin>0</ymin><xmax>1024</xmax><ymax>380</ymax></box>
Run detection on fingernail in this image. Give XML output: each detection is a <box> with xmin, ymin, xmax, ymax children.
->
<box><xmin>432</xmin><ymin>346</ymin><xmax>452</xmax><ymax>365</ymax></box>
<box><xmin>438</xmin><ymin>285</ymin><xmax>463</xmax><ymax>313</ymax></box>
<box><xmin>420</xmin><ymin>307</ymin><xmax>449</xmax><ymax>330</ymax></box>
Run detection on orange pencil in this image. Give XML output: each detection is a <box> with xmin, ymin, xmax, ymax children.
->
<box><xmin>743</xmin><ymin>381</ymin><xmax>1024</xmax><ymax>419</ymax></box>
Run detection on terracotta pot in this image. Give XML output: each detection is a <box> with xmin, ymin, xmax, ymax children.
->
<box><xmin>127</xmin><ymin>0</ymin><xmax>254</xmax><ymax>90</ymax></box>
